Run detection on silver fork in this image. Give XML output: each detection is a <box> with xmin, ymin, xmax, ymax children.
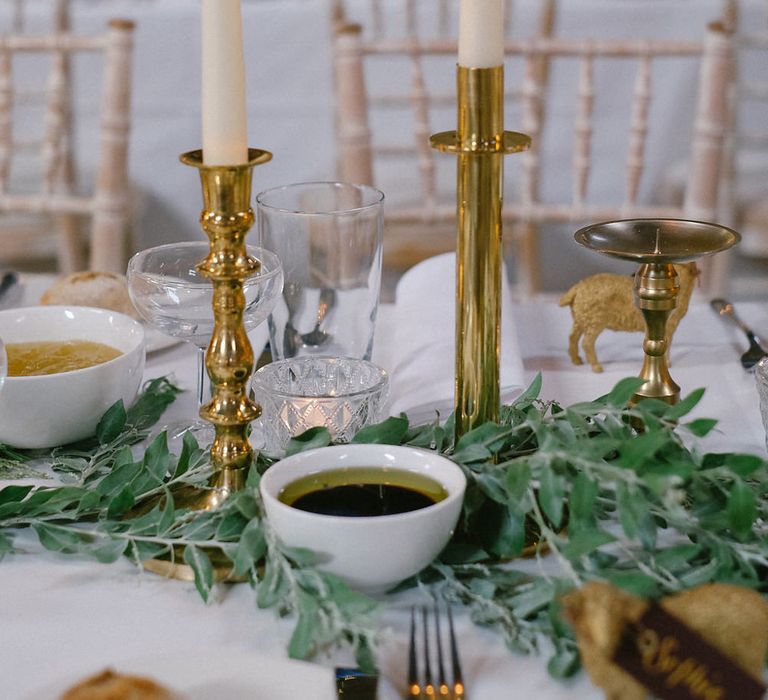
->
<box><xmin>407</xmin><ymin>604</ymin><xmax>466</xmax><ymax>699</ymax></box>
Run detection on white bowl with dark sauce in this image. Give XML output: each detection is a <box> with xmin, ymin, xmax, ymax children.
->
<box><xmin>0</xmin><ymin>305</ymin><xmax>145</xmax><ymax>448</ymax></box>
<box><xmin>259</xmin><ymin>443</ymin><xmax>466</xmax><ymax>593</ymax></box>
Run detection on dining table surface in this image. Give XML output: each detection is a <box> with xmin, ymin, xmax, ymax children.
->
<box><xmin>2</xmin><ymin>269</ymin><xmax>767</xmax><ymax>699</ymax></box>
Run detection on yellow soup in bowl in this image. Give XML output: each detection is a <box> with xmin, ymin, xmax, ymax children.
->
<box><xmin>7</xmin><ymin>340</ymin><xmax>123</xmax><ymax>376</ymax></box>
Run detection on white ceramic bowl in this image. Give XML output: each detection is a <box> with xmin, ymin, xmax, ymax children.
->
<box><xmin>259</xmin><ymin>444</ymin><xmax>466</xmax><ymax>593</ymax></box>
<box><xmin>0</xmin><ymin>305</ymin><xmax>145</xmax><ymax>448</ymax></box>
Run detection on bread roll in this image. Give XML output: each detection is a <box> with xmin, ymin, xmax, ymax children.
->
<box><xmin>59</xmin><ymin>668</ymin><xmax>176</xmax><ymax>699</ymax></box>
<box><xmin>40</xmin><ymin>272</ymin><xmax>139</xmax><ymax>320</ymax></box>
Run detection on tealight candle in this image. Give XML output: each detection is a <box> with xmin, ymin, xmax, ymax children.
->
<box><xmin>201</xmin><ymin>0</ymin><xmax>248</xmax><ymax>165</ymax></box>
<box><xmin>458</xmin><ymin>0</ymin><xmax>504</xmax><ymax>68</ymax></box>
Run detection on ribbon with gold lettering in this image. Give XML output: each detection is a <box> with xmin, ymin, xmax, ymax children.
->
<box><xmin>613</xmin><ymin>603</ymin><xmax>766</xmax><ymax>700</ymax></box>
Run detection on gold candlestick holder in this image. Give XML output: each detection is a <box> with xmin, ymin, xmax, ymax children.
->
<box><xmin>181</xmin><ymin>148</ymin><xmax>271</xmax><ymax>503</ymax></box>
<box><xmin>575</xmin><ymin>218</ymin><xmax>739</xmax><ymax>405</ymax></box>
<box><xmin>431</xmin><ymin>65</ymin><xmax>530</xmax><ymax>438</ymax></box>
<box><xmin>142</xmin><ymin>147</ymin><xmax>271</xmax><ymax>582</ymax></box>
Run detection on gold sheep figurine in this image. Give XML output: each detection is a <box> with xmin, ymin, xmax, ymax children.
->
<box><xmin>559</xmin><ymin>263</ymin><xmax>698</xmax><ymax>373</ymax></box>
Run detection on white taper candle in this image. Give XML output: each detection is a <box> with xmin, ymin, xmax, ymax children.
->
<box><xmin>458</xmin><ymin>0</ymin><xmax>505</xmax><ymax>68</ymax></box>
<box><xmin>201</xmin><ymin>0</ymin><xmax>248</xmax><ymax>164</ymax></box>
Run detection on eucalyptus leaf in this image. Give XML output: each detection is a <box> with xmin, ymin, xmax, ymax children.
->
<box><xmin>33</xmin><ymin>522</ymin><xmax>87</xmax><ymax>553</ymax></box>
<box><xmin>125</xmin><ymin>377</ymin><xmax>183</xmax><ymax>430</ymax></box>
<box><xmin>351</xmin><ymin>415</ymin><xmax>409</xmax><ymax>445</ymax></box>
<box><xmin>682</xmin><ymin>418</ymin><xmax>718</xmax><ymax>438</ymax></box>
<box><xmin>547</xmin><ymin>643</ymin><xmax>580</xmax><ymax>679</ymax></box>
<box><xmin>538</xmin><ymin>467</ymin><xmax>566</xmax><ymax>529</ymax></box>
<box><xmin>568</xmin><ymin>473</ymin><xmax>598</xmax><ymax>525</ymax></box>
<box><xmin>726</xmin><ymin>478</ymin><xmax>757</xmax><ymax>539</ymax></box>
<box><xmin>285</xmin><ymin>427</ymin><xmax>332</xmax><ymax>456</ymax></box>
<box><xmin>232</xmin><ymin>520</ymin><xmax>266</xmax><ymax>577</ymax></box>
<box><xmin>600</xmin><ymin>377</ymin><xmax>645</xmax><ymax>406</ymax></box>
<box><xmin>0</xmin><ymin>485</ymin><xmax>34</xmax><ymax>507</ymax></box>
<box><xmin>90</xmin><ymin>538</ymin><xmax>127</xmax><ymax>563</ymax></box>
<box><xmin>183</xmin><ymin>544</ymin><xmax>214</xmax><ymax>602</ymax></box>
<box><xmin>603</xmin><ymin>570</ymin><xmax>659</xmax><ymax>597</ymax></box>
<box><xmin>142</xmin><ymin>433</ymin><xmax>172</xmax><ymax>484</ymax></box>
<box><xmin>560</xmin><ymin>528</ymin><xmax>616</xmax><ymax>560</ymax></box>
<box><xmin>96</xmin><ymin>400</ymin><xmax>127</xmax><ymax>444</ymax></box>
<box><xmin>653</xmin><ymin>544</ymin><xmax>701</xmax><ymax>572</ymax></box>
<box><xmin>288</xmin><ymin>591</ymin><xmax>320</xmax><ymax>659</ymax></box>
<box><xmin>505</xmin><ymin>462</ymin><xmax>532</xmax><ymax>509</ymax></box>
<box><xmin>664</xmin><ymin>387</ymin><xmax>705</xmax><ymax>421</ymax></box>
<box><xmin>406</xmin><ymin>423</ymin><xmax>445</xmax><ymax>449</ymax></box>
<box><xmin>106</xmin><ymin>485</ymin><xmax>136</xmax><ymax>519</ymax></box>
<box><xmin>257</xmin><ymin>557</ymin><xmax>288</xmax><ymax>609</ymax></box>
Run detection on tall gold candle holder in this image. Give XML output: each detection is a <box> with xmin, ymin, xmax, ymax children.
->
<box><xmin>431</xmin><ymin>66</ymin><xmax>530</xmax><ymax>437</ymax></box>
<box><xmin>179</xmin><ymin>148</ymin><xmax>271</xmax><ymax>504</ymax></box>
<box><xmin>142</xmin><ymin>148</ymin><xmax>271</xmax><ymax>582</ymax></box>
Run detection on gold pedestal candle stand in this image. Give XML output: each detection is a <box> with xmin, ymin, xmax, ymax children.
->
<box><xmin>143</xmin><ymin>148</ymin><xmax>272</xmax><ymax>582</ymax></box>
<box><xmin>431</xmin><ymin>65</ymin><xmax>530</xmax><ymax>438</ymax></box>
<box><xmin>575</xmin><ymin>218</ymin><xmax>740</xmax><ymax>405</ymax></box>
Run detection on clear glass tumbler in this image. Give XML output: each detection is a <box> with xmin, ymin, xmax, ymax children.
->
<box><xmin>256</xmin><ymin>182</ymin><xmax>384</xmax><ymax>361</ymax></box>
<box><xmin>251</xmin><ymin>356</ymin><xmax>389</xmax><ymax>457</ymax></box>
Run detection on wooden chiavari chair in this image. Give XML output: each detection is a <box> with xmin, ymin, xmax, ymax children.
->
<box><xmin>332</xmin><ymin>2</ymin><xmax>733</xmax><ymax>296</ymax></box>
<box><xmin>0</xmin><ymin>5</ymin><xmax>134</xmax><ymax>273</ymax></box>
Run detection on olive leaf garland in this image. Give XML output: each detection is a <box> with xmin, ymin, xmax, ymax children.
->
<box><xmin>0</xmin><ymin>374</ymin><xmax>766</xmax><ymax>677</ymax></box>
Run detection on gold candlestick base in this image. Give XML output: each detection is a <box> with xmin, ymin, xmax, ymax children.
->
<box><xmin>139</xmin><ymin>148</ymin><xmax>272</xmax><ymax>582</ymax></box>
<box><xmin>575</xmin><ymin>218</ymin><xmax>740</xmax><ymax>405</ymax></box>
<box><xmin>431</xmin><ymin>65</ymin><xmax>530</xmax><ymax>439</ymax></box>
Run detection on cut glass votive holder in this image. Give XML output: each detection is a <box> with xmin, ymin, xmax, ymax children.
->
<box><xmin>755</xmin><ymin>357</ymin><xmax>768</xmax><ymax>451</ymax></box>
<box><xmin>251</xmin><ymin>356</ymin><xmax>389</xmax><ymax>457</ymax></box>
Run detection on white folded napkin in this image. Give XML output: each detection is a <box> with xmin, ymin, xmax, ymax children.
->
<box><xmin>384</xmin><ymin>252</ymin><xmax>525</xmax><ymax>423</ymax></box>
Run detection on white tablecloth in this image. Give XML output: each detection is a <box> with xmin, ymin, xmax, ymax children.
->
<box><xmin>2</xmin><ymin>270</ymin><xmax>767</xmax><ymax>698</ymax></box>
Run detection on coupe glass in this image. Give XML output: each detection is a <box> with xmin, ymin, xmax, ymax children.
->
<box><xmin>127</xmin><ymin>241</ymin><xmax>283</xmax><ymax>442</ymax></box>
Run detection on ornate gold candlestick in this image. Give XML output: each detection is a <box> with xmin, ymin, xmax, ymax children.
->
<box><xmin>178</xmin><ymin>148</ymin><xmax>271</xmax><ymax>505</ymax></box>
<box><xmin>141</xmin><ymin>148</ymin><xmax>271</xmax><ymax>583</ymax></box>
<box><xmin>575</xmin><ymin>218</ymin><xmax>739</xmax><ymax>405</ymax></box>
<box><xmin>431</xmin><ymin>65</ymin><xmax>530</xmax><ymax>438</ymax></box>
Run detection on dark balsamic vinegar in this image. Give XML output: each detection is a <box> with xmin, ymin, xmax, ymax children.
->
<box><xmin>291</xmin><ymin>483</ymin><xmax>435</xmax><ymax>517</ymax></box>
<box><xmin>279</xmin><ymin>467</ymin><xmax>448</xmax><ymax>517</ymax></box>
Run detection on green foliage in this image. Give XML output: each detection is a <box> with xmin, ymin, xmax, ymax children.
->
<box><xmin>1</xmin><ymin>373</ymin><xmax>767</xmax><ymax>680</ymax></box>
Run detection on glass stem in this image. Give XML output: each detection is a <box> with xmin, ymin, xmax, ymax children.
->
<box><xmin>196</xmin><ymin>346</ymin><xmax>206</xmax><ymax>407</ymax></box>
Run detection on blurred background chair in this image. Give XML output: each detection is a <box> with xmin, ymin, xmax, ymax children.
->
<box><xmin>332</xmin><ymin>1</ymin><xmax>733</xmax><ymax>297</ymax></box>
<box><xmin>0</xmin><ymin>5</ymin><xmax>134</xmax><ymax>274</ymax></box>
<box><xmin>717</xmin><ymin>0</ymin><xmax>768</xmax><ymax>294</ymax></box>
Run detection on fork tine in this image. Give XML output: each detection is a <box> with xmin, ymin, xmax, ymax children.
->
<box><xmin>408</xmin><ymin>605</ymin><xmax>466</xmax><ymax>699</ymax></box>
<box><xmin>434</xmin><ymin>603</ymin><xmax>451</xmax><ymax>698</ymax></box>
<box><xmin>447</xmin><ymin>605</ymin><xmax>465</xmax><ymax>699</ymax></box>
<box><xmin>408</xmin><ymin>608</ymin><xmax>421</xmax><ymax>698</ymax></box>
<box><xmin>421</xmin><ymin>606</ymin><xmax>436</xmax><ymax>697</ymax></box>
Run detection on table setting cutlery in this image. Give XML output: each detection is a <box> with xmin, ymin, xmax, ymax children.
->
<box><xmin>710</xmin><ymin>297</ymin><xmax>768</xmax><ymax>370</ymax></box>
<box><xmin>301</xmin><ymin>286</ymin><xmax>336</xmax><ymax>346</ymax></box>
<box><xmin>281</xmin><ymin>284</ymin><xmax>336</xmax><ymax>356</ymax></box>
<box><xmin>408</xmin><ymin>604</ymin><xmax>465</xmax><ymax>700</ymax></box>
<box><xmin>0</xmin><ymin>270</ymin><xmax>20</xmax><ymax>308</ymax></box>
